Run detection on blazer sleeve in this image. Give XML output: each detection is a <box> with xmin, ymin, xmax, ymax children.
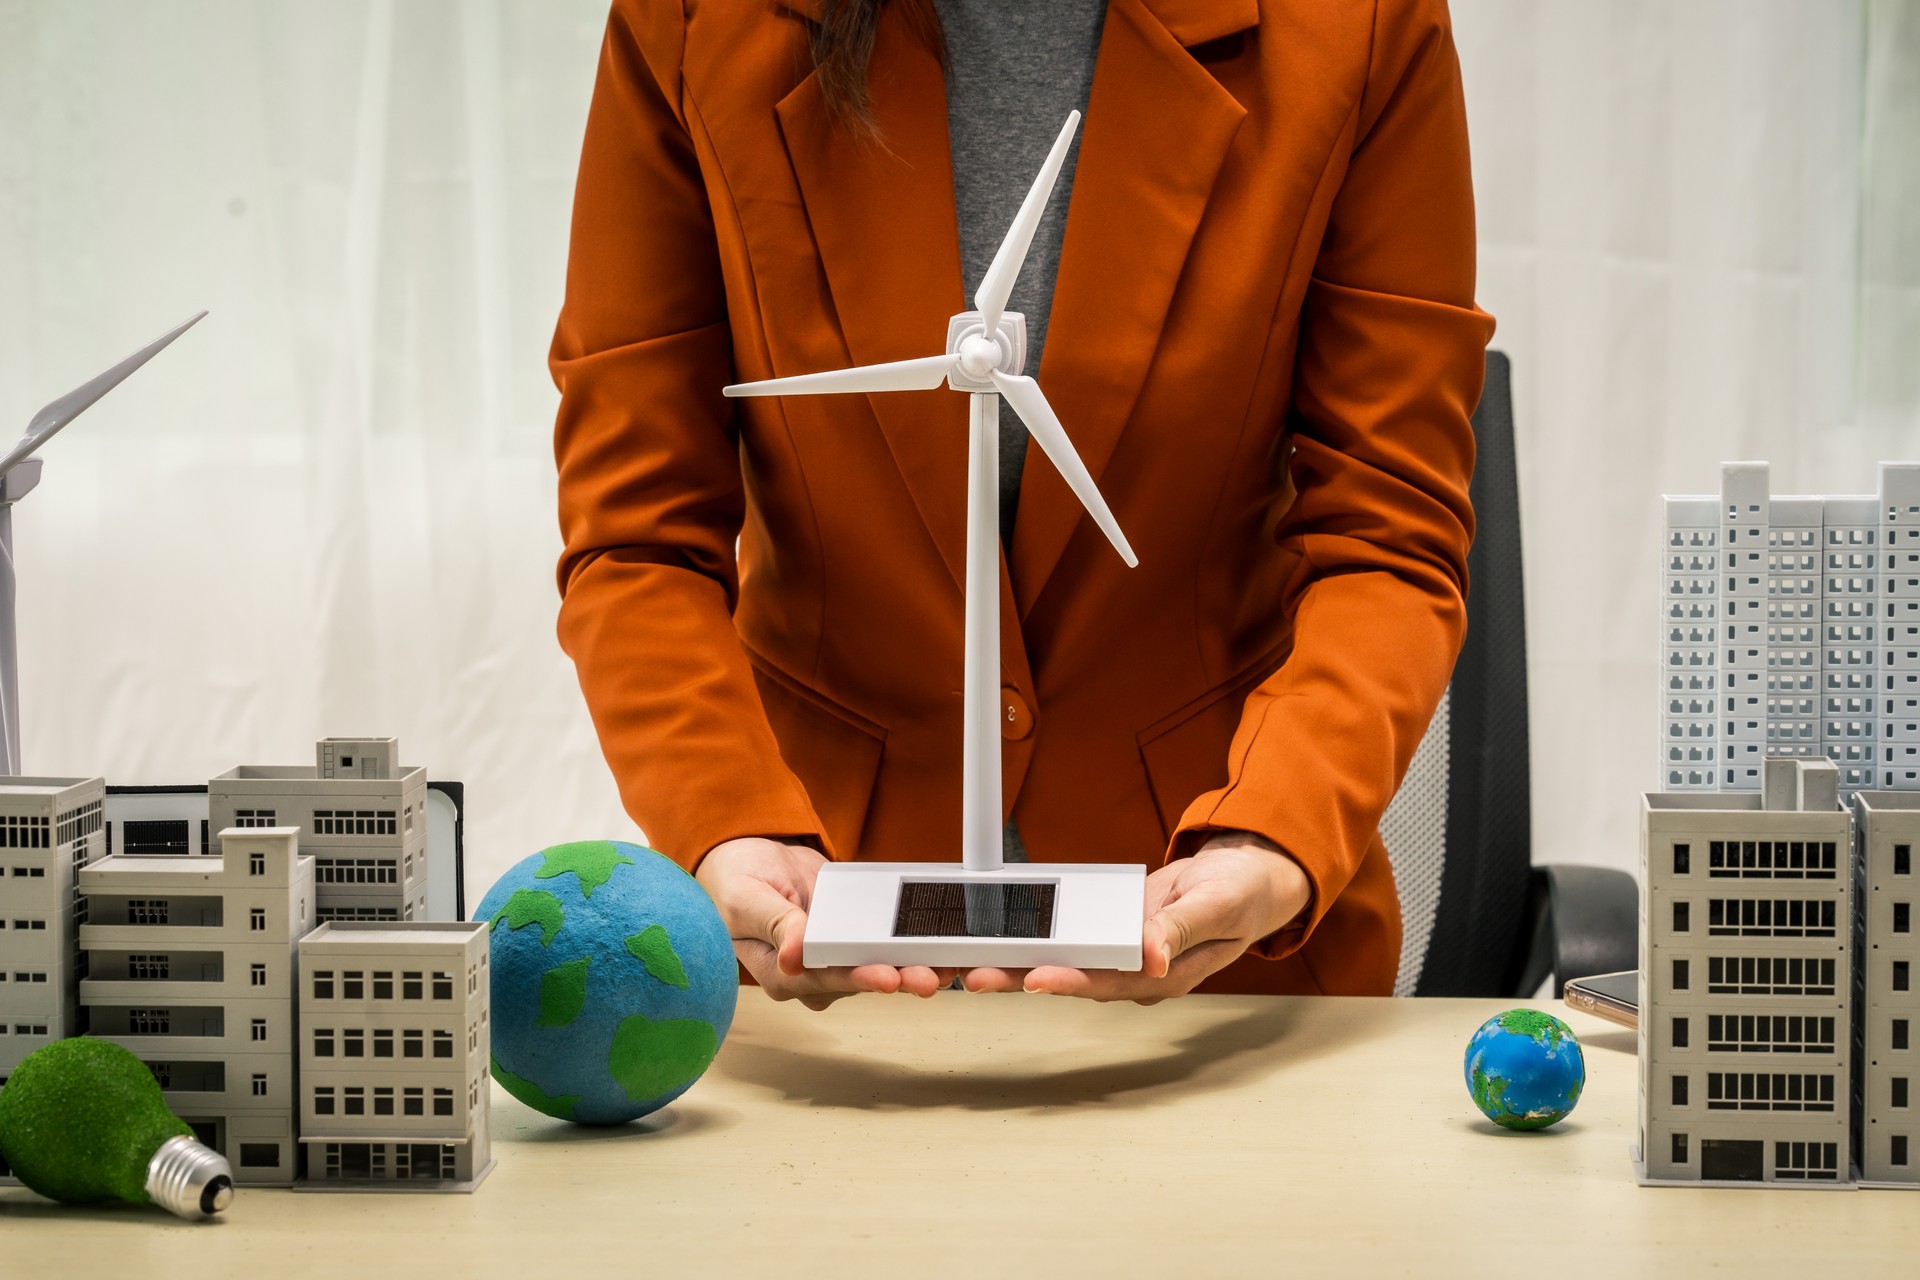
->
<box><xmin>551</xmin><ymin>2</ymin><xmax>831</xmax><ymax>869</ymax></box>
<box><xmin>1165</xmin><ymin>0</ymin><xmax>1495</xmax><ymax>957</ymax></box>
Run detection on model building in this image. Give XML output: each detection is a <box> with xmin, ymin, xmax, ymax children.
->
<box><xmin>1854</xmin><ymin>792</ymin><xmax>1919</xmax><ymax>1184</ymax></box>
<box><xmin>1663</xmin><ymin>462</ymin><xmax>1920</xmax><ymax>798</ymax></box>
<box><xmin>297</xmin><ymin>921</ymin><xmax>492</xmax><ymax>1189</ymax></box>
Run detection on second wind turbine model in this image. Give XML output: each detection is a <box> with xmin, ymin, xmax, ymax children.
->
<box><xmin>724</xmin><ymin>112</ymin><xmax>1145</xmax><ymax>970</ymax></box>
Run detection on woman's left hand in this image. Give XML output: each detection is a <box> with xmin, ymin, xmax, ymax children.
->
<box><xmin>961</xmin><ymin>830</ymin><xmax>1314</xmax><ymax>1003</ymax></box>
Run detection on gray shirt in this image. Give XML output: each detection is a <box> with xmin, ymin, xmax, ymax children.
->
<box><xmin>938</xmin><ymin>0</ymin><xmax>1107</xmax><ymax>548</ymax></box>
<box><xmin>938</xmin><ymin>0</ymin><xmax>1108</xmax><ymax>863</ymax></box>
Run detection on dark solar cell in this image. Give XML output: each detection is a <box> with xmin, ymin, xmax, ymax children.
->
<box><xmin>893</xmin><ymin>881</ymin><xmax>1057</xmax><ymax>939</ymax></box>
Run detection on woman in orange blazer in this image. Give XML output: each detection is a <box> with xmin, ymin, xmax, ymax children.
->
<box><xmin>552</xmin><ymin>0</ymin><xmax>1492</xmax><ymax>1004</ymax></box>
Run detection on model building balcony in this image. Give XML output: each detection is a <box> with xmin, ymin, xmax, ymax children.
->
<box><xmin>79</xmin><ymin>950</ymin><xmax>226</xmax><ymax>1002</ymax></box>
<box><xmin>78</xmin><ymin>895</ymin><xmax>225</xmax><ymax>948</ymax></box>
<box><xmin>86</xmin><ymin>1003</ymin><xmax>225</xmax><ymax>1053</ymax></box>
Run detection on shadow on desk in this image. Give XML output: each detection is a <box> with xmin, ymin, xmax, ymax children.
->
<box><xmin>716</xmin><ymin>995</ymin><xmax>1396</xmax><ymax>1113</ymax></box>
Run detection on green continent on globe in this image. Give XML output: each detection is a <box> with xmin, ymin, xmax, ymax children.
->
<box><xmin>490</xmin><ymin>888</ymin><xmax>566</xmax><ymax>946</ymax></box>
<box><xmin>538</xmin><ymin>957</ymin><xmax>591</xmax><ymax>1028</ymax></box>
<box><xmin>608</xmin><ymin>1013</ymin><xmax>720</xmax><ymax>1104</ymax></box>
<box><xmin>534</xmin><ymin>840</ymin><xmax>636</xmax><ymax>899</ymax></box>
<box><xmin>1496</xmin><ymin>1007</ymin><xmax>1566</xmax><ymax>1050</ymax></box>
<box><xmin>626</xmin><ymin>924</ymin><xmax>690</xmax><ymax>989</ymax></box>
<box><xmin>1470</xmin><ymin>1063</ymin><xmax>1508</xmax><ymax>1119</ymax></box>
<box><xmin>491</xmin><ymin>1052</ymin><xmax>582</xmax><ymax>1121</ymax></box>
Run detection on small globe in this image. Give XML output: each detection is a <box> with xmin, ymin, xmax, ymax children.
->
<box><xmin>1463</xmin><ymin>1008</ymin><xmax>1585</xmax><ymax>1130</ymax></box>
<box><xmin>475</xmin><ymin>840</ymin><xmax>736</xmax><ymax>1125</ymax></box>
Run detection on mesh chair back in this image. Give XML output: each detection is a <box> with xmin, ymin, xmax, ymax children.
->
<box><xmin>1382</xmin><ymin>351</ymin><xmax>1535</xmax><ymax>996</ymax></box>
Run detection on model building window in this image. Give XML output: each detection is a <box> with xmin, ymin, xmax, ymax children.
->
<box><xmin>403</xmin><ymin>1030</ymin><xmax>423</xmax><ymax>1058</ymax></box>
<box><xmin>312</xmin><ymin>971</ymin><xmax>334</xmax><ymax>1000</ymax></box>
<box><xmin>343</xmin><ymin>971</ymin><xmax>364</xmax><ymax>1000</ymax></box>
<box><xmin>403</xmin><ymin>972</ymin><xmax>423</xmax><ymax>1000</ymax></box>
<box><xmin>251</xmin><ymin>1073</ymin><xmax>267</xmax><ymax>1098</ymax></box>
<box><xmin>234</xmin><ymin>809</ymin><xmax>277</xmax><ymax>828</ymax></box>
<box><xmin>1672</xmin><ymin>1075</ymin><xmax>1689</xmax><ymax>1106</ymax></box>
<box><xmin>433</xmin><ymin>1031</ymin><xmax>453</xmax><ymax>1059</ymax></box>
<box><xmin>249</xmin><ymin>908</ymin><xmax>266</xmax><ymax>932</ymax></box>
<box><xmin>1674</xmin><ymin>843</ymin><xmax>1691</xmax><ymax>875</ymax></box>
<box><xmin>1774</xmin><ymin>1140</ymin><xmax>1839</xmax><ymax>1180</ymax></box>
<box><xmin>344</xmin><ymin>1029</ymin><xmax>365</xmax><ymax>1058</ymax></box>
<box><xmin>1897</xmin><ymin>961</ymin><xmax>1912</xmax><ymax>993</ymax></box>
<box><xmin>403</xmin><ymin>1087</ymin><xmax>424</xmax><ymax>1116</ymax></box>
<box><xmin>128</xmin><ymin>899</ymin><xmax>169</xmax><ymax>925</ymax></box>
<box><xmin>1898</xmin><ymin>844</ymin><xmax>1913</xmax><ymax>876</ymax></box>
<box><xmin>129</xmin><ymin>1010</ymin><xmax>170</xmax><ymax>1035</ymax></box>
<box><xmin>313</xmin><ymin>1029</ymin><xmax>334</xmax><ymax>1058</ymax></box>
<box><xmin>1896</xmin><ymin>902</ymin><xmax>1912</xmax><ymax>934</ymax></box>
<box><xmin>1673</xmin><ymin>959</ymin><xmax>1689</xmax><ymax>991</ymax></box>
<box><xmin>374</xmin><ymin>1088</ymin><xmax>395</xmax><ymax>1117</ymax></box>
<box><xmin>1673</xmin><ymin>1017</ymin><xmax>1689</xmax><ymax>1049</ymax></box>
<box><xmin>251</xmin><ymin>1018</ymin><xmax>267</xmax><ymax>1043</ymax></box>
<box><xmin>1673</xmin><ymin>901</ymin><xmax>1690</xmax><ymax>933</ymax></box>
<box><xmin>311</xmin><ymin>810</ymin><xmax>398</xmax><ymax>837</ymax></box>
<box><xmin>1670</xmin><ymin>1133</ymin><xmax>1688</xmax><ymax>1164</ymax></box>
<box><xmin>433</xmin><ymin>1088</ymin><xmax>454</xmax><ymax>1117</ymax></box>
<box><xmin>1895</xmin><ymin>1019</ymin><xmax>1911</xmax><ymax>1051</ymax></box>
<box><xmin>128</xmin><ymin>954</ymin><xmax>169</xmax><ymax>981</ymax></box>
<box><xmin>374</xmin><ymin>1030</ymin><xmax>394</xmax><ymax>1059</ymax></box>
<box><xmin>248</xmin><ymin>852</ymin><xmax>265</xmax><ymax>876</ymax></box>
<box><xmin>433</xmin><ymin>971</ymin><xmax>454</xmax><ymax>1000</ymax></box>
<box><xmin>373</xmin><ymin>972</ymin><xmax>393</xmax><ymax>1000</ymax></box>
<box><xmin>1895</xmin><ymin>1077</ymin><xmax>1910</xmax><ymax>1109</ymax></box>
<box><xmin>313</xmin><ymin>1087</ymin><xmax>336</xmax><ymax>1116</ymax></box>
<box><xmin>344</xmin><ymin>1087</ymin><xmax>365</xmax><ymax>1117</ymax></box>
<box><xmin>1896</xmin><ymin>1136</ymin><xmax>1911</xmax><ymax>1167</ymax></box>
<box><xmin>250</xmin><ymin>963</ymin><xmax>266</xmax><ymax>987</ymax></box>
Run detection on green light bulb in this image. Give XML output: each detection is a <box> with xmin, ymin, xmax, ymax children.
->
<box><xmin>0</xmin><ymin>1038</ymin><xmax>233</xmax><ymax>1219</ymax></box>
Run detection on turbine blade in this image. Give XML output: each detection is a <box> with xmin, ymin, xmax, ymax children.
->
<box><xmin>2</xmin><ymin>311</ymin><xmax>208</xmax><ymax>479</ymax></box>
<box><xmin>723</xmin><ymin>353</ymin><xmax>959</xmax><ymax>398</ymax></box>
<box><xmin>974</xmin><ymin>112</ymin><xmax>1081</xmax><ymax>335</ymax></box>
<box><xmin>990</xmin><ymin>370</ymin><xmax>1137</xmax><ymax>567</ymax></box>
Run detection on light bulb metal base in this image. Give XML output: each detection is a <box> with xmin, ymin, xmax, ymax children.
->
<box><xmin>145</xmin><ymin>1135</ymin><xmax>234</xmax><ymax>1219</ymax></box>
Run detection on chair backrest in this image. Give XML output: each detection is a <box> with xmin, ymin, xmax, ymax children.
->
<box><xmin>1380</xmin><ymin>351</ymin><xmax>1536</xmax><ymax>996</ymax></box>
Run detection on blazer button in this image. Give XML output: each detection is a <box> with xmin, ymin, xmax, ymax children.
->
<box><xmin>1000</xmin><ymin>688</ymin><xmax>1033</xmax><ymax>740</ymax></box>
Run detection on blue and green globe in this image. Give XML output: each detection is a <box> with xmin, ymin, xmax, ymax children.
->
<box><xmin>475</xmin><ymin>840</ymin><xmax>736</xmax><ymax>1125</ymax></box>
<box><xmin>1463</xmin><ymin>1008</ymin><xmax>1585</xmax><ymax>1130</ymax></box>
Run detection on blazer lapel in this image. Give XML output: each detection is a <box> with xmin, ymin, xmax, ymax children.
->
<box><xmin>1008</xmin><ymin>0</ymin><xmax>1253</xmax><ymax>617</ymax></box>
<box><xmin>774</xmin><ymin>9</ymin><xmax>971</xmax><ymax>591</ymax></box>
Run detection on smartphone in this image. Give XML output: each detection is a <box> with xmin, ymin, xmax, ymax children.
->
<box><xmin>1562</xmin><ymin>969</ymin><xmax>1639</xmax><ymax>1029</ymax></box>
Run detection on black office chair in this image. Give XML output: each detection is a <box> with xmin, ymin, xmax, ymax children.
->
<box><xmin>1379</xmin><ymin>351</ymin><xmax>1638</xmax><ymax>997</ymax></box>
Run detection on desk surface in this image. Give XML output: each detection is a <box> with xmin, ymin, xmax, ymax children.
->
<box><xmin>2</xmin><ymin>992</ymin><xmax>1912</xmax><ymax>1277</ymax></box>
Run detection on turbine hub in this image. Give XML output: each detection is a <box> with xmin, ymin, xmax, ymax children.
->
<box><xmin>943</xmin><ymin>310</ymin><xmax>1027</xmax><ymax>393</ymax></box>
<box><xmin>958</xmin><ymin>335</ymin><xmax>1000</xmax><ymax>378</ymax></box>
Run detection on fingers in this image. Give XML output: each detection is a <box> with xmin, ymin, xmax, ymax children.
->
<box><xmin>1023</xmin><ymin>939</ymin><xmax>1244</xmax><ymax>1002</ymax></box>
<box><xmin>960</xmin><ymin>966</ymin><xmax>1028</xmax><ymax>993</ymax></box>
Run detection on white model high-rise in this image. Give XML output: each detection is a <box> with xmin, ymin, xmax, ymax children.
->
<box><xmin>77</xmin><ymin>827</ymin><xmax>315</xmax><ymax>1186</ymax></box>
<box><xmin>1661</xmin><ymin>462</ymin><xmax>1920</xmax><ymax>799</ymax></box>
<box><xmin>209</xmin><ymin>738</ymin><xmax>429</xmax><ymax>924</ymax></box>
<box><xmin>723</xmin><ymin>113</ymin><xmax>1147</xmax><ymax>970</ymax></box>
<box><xmin>296</xmin><ymin>921</ymin><xmax>493</xmax><ymax>1190</ymax></box>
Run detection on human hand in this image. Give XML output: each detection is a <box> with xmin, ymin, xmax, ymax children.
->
<box><xmin>695</xmin><ymin>837</ymin><xmax>954</xmax><ymax>1010</ymax></box>
<box><xmin>960</xmin><ymin>831</ymin><xmax>1312</xmax><ymax>1003</ymax></box>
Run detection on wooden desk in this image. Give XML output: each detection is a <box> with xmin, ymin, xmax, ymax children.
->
<box><xmin>2</xmin><ymin>993</ymin><xmax>1913</xmax><ymax>1276</ymax></box>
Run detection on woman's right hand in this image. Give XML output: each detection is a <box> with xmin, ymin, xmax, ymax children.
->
<box><xmin>694</xmin><ymin>836</ymin><xmax>953</xmax><ymax>1010</ymax></box>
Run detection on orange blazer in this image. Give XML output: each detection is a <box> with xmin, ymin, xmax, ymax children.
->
<box><xmin>551</xmin><ymin>0</ymin><xmax>1493</xmax><ymax>995</ymax></box>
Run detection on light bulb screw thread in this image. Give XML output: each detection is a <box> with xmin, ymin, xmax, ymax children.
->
<box><xmin>144</xmin><ymin>1135</ymin><xmax>234</xmax><ymax>1220</ymax></box>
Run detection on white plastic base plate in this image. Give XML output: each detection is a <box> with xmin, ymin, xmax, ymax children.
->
<box><xmin>804</xmin><ymin>862</ymin><xmax>1145</xmax><ymax>971</ymax></box>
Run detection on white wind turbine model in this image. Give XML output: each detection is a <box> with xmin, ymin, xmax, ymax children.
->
<box><xmin>724</xmin><ymin>113</ymin><xmax>1145</xmax><ymax>971</ymax></box>
<box><xmin>0</xmin><ymin>312</ymin><xmax>207</xmax><ymax>775</ymax></box>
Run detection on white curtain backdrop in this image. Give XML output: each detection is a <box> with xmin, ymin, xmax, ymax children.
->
<box><xmin>0</xmin><ymin>1</ymin><xmax>1914</xmax><ymax>904</ymax></box>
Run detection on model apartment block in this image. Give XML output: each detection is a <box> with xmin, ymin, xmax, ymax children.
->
<box><xmin>1853</xmin><ymin>793</ymin><xmax>1919</xmax><ymax>1184</ymax></box>
<box><xmin>297</xmin><ymin>922</ymin><xmax>493</xmax><ymax>1189</ymax></box>
<box><xmin>77</xmin><ymin>828</ymin><xmax>316</xmax><ymax>1185</ymax></box>
<box><xmin>210</xmin><ymin>738</ymin><xmax>429</xmax><ymax>925</ymax></box>
<box><xmin>0</xmin><ymin>777</ymin><xmax>104</xmax><ymax>1086</ymax></box>
<box><xmin>1641</xmin><ymin>756</ymin><xmax>1919</xmax><ymax>1186</ymax></box>
<box><xmin>1662</xmin><ymin>462</ymin><xmax>1920</xmax><ymax>797</ymax></box>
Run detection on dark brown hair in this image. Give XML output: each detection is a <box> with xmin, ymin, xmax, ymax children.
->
<box><xmin>810</xmin><ymin>0</ymin><xmax>944</xmax><ymax>134</ymax></box>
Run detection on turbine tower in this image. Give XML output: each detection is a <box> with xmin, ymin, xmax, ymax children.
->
<box><xmin>725</xmin><ymin>115</ymin><xmax>1147</xmax><ymax>969</ymax></box>
<box><xmin>0</xmin><ymin>312</ymin><xmax>207</xmax><ymax>773</ymax></box>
